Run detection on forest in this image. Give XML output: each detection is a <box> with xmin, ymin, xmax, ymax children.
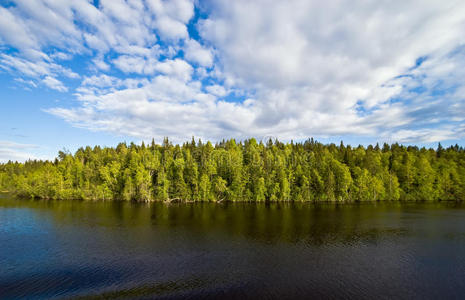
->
<box><xmin>0</xmin><ymin>138</ymin><xmax>464</xmax><ymax>202</ymax></box>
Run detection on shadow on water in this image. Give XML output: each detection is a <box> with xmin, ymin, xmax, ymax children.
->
<box><xmin>1</xmin><ymin>197</ymin><xmax>465</xmax><ymax>299</ymax></box>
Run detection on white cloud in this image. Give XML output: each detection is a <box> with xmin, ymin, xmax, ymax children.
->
<box><xmin>195</xmin><ymin>0</ymin><xmax>465</xmax><ymax>140</ymax></box>
<box><xmin>184</xmin><ymin>39</ymin><xmax>213</xmax><ymax>67</ymax></box>
<box><xmin>0</xmin><ymin>53</ymin><xmax>79</xmax><ymax>84</ymax></box>
<box><xmin>92</xmin><ymin>56</ymin><xmax>111</xmax><ymax>71</ymax></box>
<box><xmin>206</xmin><ymin>84</ymin><xmax>228</xmax><ymax>97</ymax></box>
<box><xmin>147</xmin><ymin>0</ymin><xmax>194</xmax><ymax>23</ymax></box>
<box><xmin>147</xmin><ymin>0</ymin><xmax>194</xmax><ymax>39</ymax></box>
<box><xmin>47</xmin><ymin>72</ymin><xmax>257</xmax><ymax>142</ymax></box>
<box><xmin>147</xmin><ymin>0</ymin><xmax>194</xmax><ymax>40</ymax></box>
<box><xmin>1</xmin><ymin>0</ymin><xmax>465</xmax><ymax>145</ymax></box>
<box><xmin>50</xmin><ymin>51</ymin><xmax>73</xmax><ymax>61</ymax></box>
<box><xmin>153</xmin><ymin>59</ymin><xmax>193</xmax><ymax>81</ymax></box>
<box><xmin>14</xmin><ymin>77</ymin><xmax>37</xmax><ymax>89</ymax></box>
<box><xmin>82</xmin><ymin>74</ymin><xmax>122</xmax><ymax>88</ymax></box>
<box><xmin>0</xmin><ymin>141</ymin><xmax>42</xmax><ymax>163</ymax></box>
<box><xmin>113</xmin><ymin>55</ymin><xmax>151</xmax><ymax>74</ymax></box>
<box><xmin>154</xmin><ymin>16</ymin><xmax>189</xmax><ymax>40</ymax></box>
<box><xmin>42</xmin><ymin>76</ymin><xmax>67</xmax><ymax>92</ymax></box>
<box><xmin>0</xmin><ymin>6</ymin><xmax>38</xmax><ymax>51</ymax></box>
<box><xmin>112</xmin><ymin>55</ymin><xmax>193</xmax><ymax>81</ymax></box>
<box><xmin>1</xmin><ymin>1</ymin><xmax>84</xmax><ymax>55</ymax></box>
<box><xmin>388</xmin><ymin>127</ymin><xmax>465</xmax><ymax>144</ymax></box>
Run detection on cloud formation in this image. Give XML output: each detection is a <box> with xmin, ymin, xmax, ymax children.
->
<box><xmin>0</xmin><ymin>141</ymin><xmax>42</xmax><ymax>163</ymax></box>
<box><xmin>1</xmin><ymin>0</ymin><xmax>465</xmax><ymax>144</ymax></box>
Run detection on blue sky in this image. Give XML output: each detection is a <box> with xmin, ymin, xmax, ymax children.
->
<box><xmin>1</xmin><ymin>0</ymin><xmax>465</xmax><ymax>162</ymax></box>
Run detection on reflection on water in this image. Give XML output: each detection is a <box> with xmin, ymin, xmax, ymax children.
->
<box><xmin>1</xmin><ymin>197</ymin><xmax>465</xmax><ymax>299</ymax></box>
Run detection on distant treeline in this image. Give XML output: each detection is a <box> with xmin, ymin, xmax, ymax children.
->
<box><xmin>1</xmin><ymin>138</ymin><xmax>464</xmax><ymax>202</ymax></box>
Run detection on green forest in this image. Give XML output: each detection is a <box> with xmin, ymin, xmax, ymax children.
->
<box><xmin>1</xmin><ymin>138</ymin><xmax>464</xmax><ymax>202</ymax></box>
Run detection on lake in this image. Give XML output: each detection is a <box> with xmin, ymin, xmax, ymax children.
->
<box><xmin>1</xmin><ymin>196</ymin><xmax>465</xmax><ymax>299</ymax></box>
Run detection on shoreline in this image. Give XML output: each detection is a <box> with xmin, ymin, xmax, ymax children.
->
<box><xmin>2</xmin><ymin>194</ymin><xmax>462</xmax><ymax>204</ymax></box>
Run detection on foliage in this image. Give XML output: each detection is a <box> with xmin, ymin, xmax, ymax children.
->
<box><xmin>1</xmin><ymin>138</ymin><xmax>464</xmax><ymax>202</ymax></box>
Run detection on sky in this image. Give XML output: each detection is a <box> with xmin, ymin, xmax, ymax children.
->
<box><xmin>1</xmin><ymin>0</ymin><xmax>465</xmax><ymax>162</ymax></box>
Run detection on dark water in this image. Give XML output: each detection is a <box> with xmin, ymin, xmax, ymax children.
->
<box><xmin>1</xmin><ymin>197</ymin><xmax>465</xmax><ymax>299</ymax></box>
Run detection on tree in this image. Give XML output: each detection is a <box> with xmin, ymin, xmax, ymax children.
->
<box><xmin>2</xmin><ymin>137</ymin><xmax>465</xmax><ymax>203</ymax></box>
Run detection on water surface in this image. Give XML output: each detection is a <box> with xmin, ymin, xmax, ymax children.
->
<box><xmin>1</xmin><ymin>196</ymin><xmax>465</xmax><ymax>299</ymax></box>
